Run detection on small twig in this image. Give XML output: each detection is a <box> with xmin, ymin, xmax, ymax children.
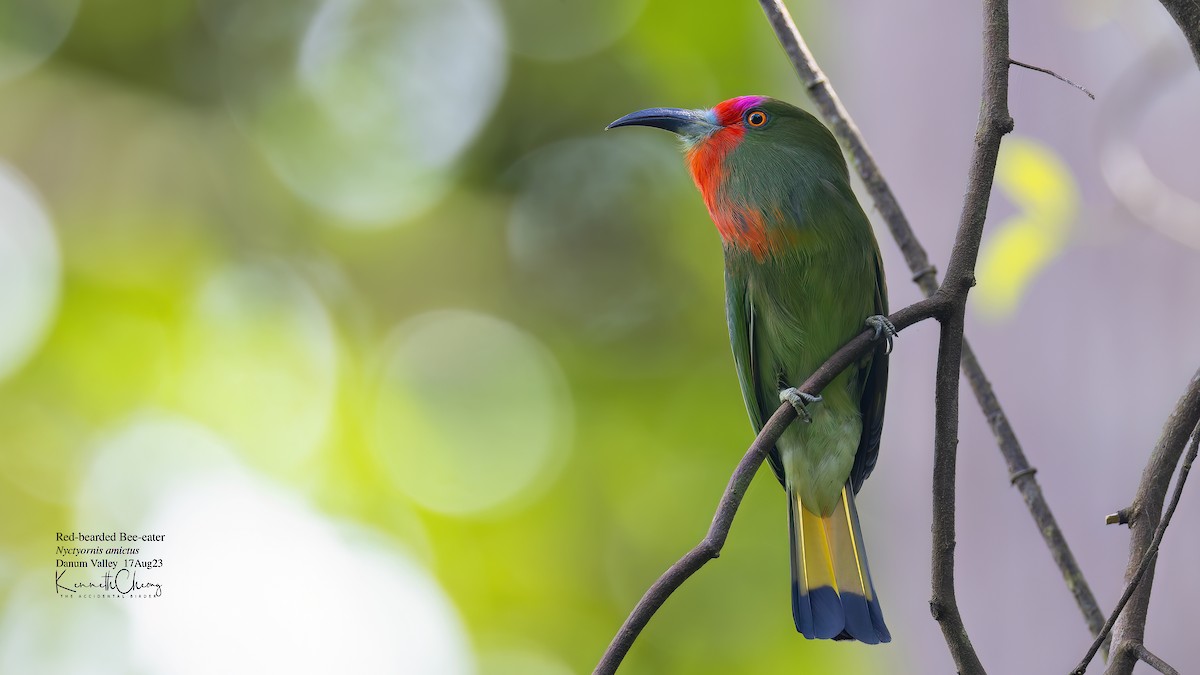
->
<box><xmin>1132</xmin><ymin>644</ymin><xmax>1180</xmax><ymax>675</ymax></box>
<box><xmin>593</xmin><ymin>296</ymin><xmax>947</xmax><ymax>674</ymax></box>
<box><xmin>1069</xmin><ymin>379</ymin><xmax>1200</xmax><ymax>675</ymax></box>
<box><xmin>758</xmin><ymin>0</ymin><xmax>1106</xmax><ymax>641</ymax></box>
<box><xmin>1009</xmin><ymin>58</ymin><xmax>1096</xmax><ymax>99</ymax></box>
<box><xmin>1104</xmin><ymin>509</ymin><xmax>1130</xmax><ymax>526</ymax></box>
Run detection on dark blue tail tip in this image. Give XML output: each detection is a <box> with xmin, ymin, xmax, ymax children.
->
<box><xmin>793</xmin><ymin>585</ymin><xmax>891</xmax><ymax>644</ymax></box>
<box><xmin>791</xmin><ymin>580</ymin><xmax>815</xmax><ymax>638</ymax></box>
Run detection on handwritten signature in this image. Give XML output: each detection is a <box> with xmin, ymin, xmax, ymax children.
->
<box><xmin>56</xmin><ymin>569</ymin><xmax>163</xmax><ymax>597</ymax></box>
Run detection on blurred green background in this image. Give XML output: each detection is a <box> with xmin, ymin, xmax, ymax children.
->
<box><xmin>1</xmin><ymin>0</ymin><xmax>1199</xmax><ymax>673</ymax></box>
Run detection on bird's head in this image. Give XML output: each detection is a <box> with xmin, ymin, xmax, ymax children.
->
<box><xmin>606</xmin><ymin>95</ymin><xmax>777</xmax><ymax>148</ymax></box>
<box><xmin>606</xmin><ymin>95</ymin><xmax>843</xmax><ymax>191</ymax></box>
<box><xmin>607</xmin><ymin>96</ymin><xmax>846</xmax><ymax>258</ymax></box>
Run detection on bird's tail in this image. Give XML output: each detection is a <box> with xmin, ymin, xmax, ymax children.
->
<box><xmin>787</xmin><ymin>483</ymin><xmax>890</xmax><ymax>643</ymax></box>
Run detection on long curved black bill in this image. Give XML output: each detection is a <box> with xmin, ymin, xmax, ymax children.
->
<box><xmin>605</xmin><ymin>107</ymin><xmax>712</xmax><ymax>135</ymax></box>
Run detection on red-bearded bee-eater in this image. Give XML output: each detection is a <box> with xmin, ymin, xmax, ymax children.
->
<box><xmin>608</xmin><ymin>96</ymin><xmax>894</xmax><ymax>643</ymax></box>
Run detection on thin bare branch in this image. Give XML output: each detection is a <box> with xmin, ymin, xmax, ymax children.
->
<box><xmin>1070</xmin><ymin>369</ymin><xmax>1200</xmax><ymax>675</ymax></box>
<box><xmin>1133</xmin><ymin>644</ymin><xmax>1181</xmax><ymax>675</ymax></box>
<box><xmin>757</xmin><ymin>0</ymin><xmax>1105</xmax><ymax>641</ymax></box>
<box><xmin>594</xmin><ymin>296</ymin><xmax>948</xmax><ymax>674</ymax></box>
<box><xmin>919</xmin><ymin>1</ymin><xmax>1014</xmax><ymax>671</ymax></box>
<box><xmin>959</xmin><ymin>344</ymin><xmax>1105</xmax><ymax>639</ymax></box>
<box><xmin>928</xmin><ymin>307</ymin><xmax>982</xmax><ymax>673</ymax></box>
<box><xmin>1009</xmin><ymin>58</ymin><xmax>1095</xmax><ymax>99</ymax></box>
<box><xmin>756</xmin><ymin>0</ymin><xmax>936</xmax><ymax>294</ymax></box>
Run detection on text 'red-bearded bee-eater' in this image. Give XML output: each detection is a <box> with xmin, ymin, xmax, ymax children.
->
<box><xmin>608</xmin><ymin>96</ymin><xmax>893</xmax><ymax>643</ymax></box>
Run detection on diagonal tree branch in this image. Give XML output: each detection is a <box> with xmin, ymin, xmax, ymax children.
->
<box><xmin>755</xmin><ymin>0</ymin><xmax>938</xmax><ymax>297</ymax></box>
<box><xmin>1069</xmin><ymin>369</ymin><xmax>1200</xmax><ymax>675</ymax></box>
<box><xmin>757</xmin><ymin>0</ymin><xmax>1106</xmax><ymax>642</ymax></box>
<box><xmin>593</xmin><ymin>296</ymin><xmax>949</xmax><ymax>675</ymax></box>
<box><xmin>958</xmin><ymin>343</ymin><xmax>1104</xmax><ymax>641</ymax></box>
<box><xmin>1104</xmin><ymin>374</ymin><xmax>1200</xmax><ymax>675</ymax></box>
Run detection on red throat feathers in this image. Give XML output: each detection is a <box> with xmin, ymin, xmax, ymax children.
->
<box><xmin>684</xmin><ymin>96</ymin><xmax>773</xmax><ymax>259</ymax></box>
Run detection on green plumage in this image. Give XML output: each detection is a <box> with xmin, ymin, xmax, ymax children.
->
<box><xmin>720</xmin><ymin>100</ymin><xmax>888</xmax><ymax>512</ymax></box>
<box><xmin>718</xmin><ymin>99</ymin><xmax>890</xmax><ymax>643</ymax></box>
<box><xmin>608</xmin><ymin>96</ymin><xmax>891</xmax><ymax>642</ymax></box>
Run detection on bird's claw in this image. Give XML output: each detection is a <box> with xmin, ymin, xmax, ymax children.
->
<box><xmin>865</xmin><ymin>315</ymin><xmax>897</xmax><ymax>353</ymax></box>
<box><xmin>779</xmin><ymin>387</ymin><xmax>822</xmax><ymax>424</ymax></box>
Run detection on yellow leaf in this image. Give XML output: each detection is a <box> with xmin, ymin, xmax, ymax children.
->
<box><xmin>973</xmin><ymin>136</ymin><xmax>1079</xmax><ymax>320</ymax></box>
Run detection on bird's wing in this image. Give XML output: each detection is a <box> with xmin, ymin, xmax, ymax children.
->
<box><xmin>725</xmin><ymin>268</ymin><xmax>786</xmax><ymax>484</ymax></box>
<box><xmin>850</xmin><ymin>244</ymin><xmax>889</xmax><ymax>493</ymax></box>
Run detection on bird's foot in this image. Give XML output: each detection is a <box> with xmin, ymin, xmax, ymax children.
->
<box><xmin>779</xmin><ymin>388</ymin><xmax>822</xmax><ymax>424</ymax></box>
<box><xmin>865</xmin><ymin>315</ymin><xmax>897</xmax><ymax>353</ymax></box>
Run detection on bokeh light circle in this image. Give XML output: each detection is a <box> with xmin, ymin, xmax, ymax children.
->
<box><xmin>74</xmin><ymin>411</ymin><xmax>242</xmax><ymax>531</ymax></box>
<box><xmin>174</xmin><ymin>263</ymin><xmax>338</xmax><ymax>474</ymax></box>
<box><xmin>68</xmin><ymin>411</ymin><xmax>474</xmax><ymax>674</ymax></box>
<box><xmin>369</xmin><ymin>310</ymin><xmax>573</xmax><ymax>516</ymax></box>
<box><xmin>0</xmin><ymin>162</ymin><xmax>61</xmax><ymax>382</ymax></box>
<box><xmin>0</xmin><ymin>0</ymin><xmax>79</xmax><ymax>83</ymax></box>
<box><xmin>126</xmin><ymin>473</ymin><xmax>474</xmax><ymax>675</ymax></box>
<box><xmin>298</xmin><ymin>0</ymin><xmax>505</xmax><ymax>171</ymax></box>
<box><xmin>215</xmin><ymin>0</ymin><xmax>507</xmax><ymax>227</ymax></box>
<box><xmin>0</xmin><ymin>573</ymin><xmax>135</xmax><ymax>674</ymax></box>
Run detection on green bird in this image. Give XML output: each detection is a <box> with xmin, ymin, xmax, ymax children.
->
<box><xmin>608</xmin><ymin>96</ymin><xmax>892</xmax><ymax>643</ymax></box>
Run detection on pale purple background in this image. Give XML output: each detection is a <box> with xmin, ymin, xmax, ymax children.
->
<box><xmin>824</xmin><ymin>0</ymin><xmax>1200</xmax><ymax>672</ymax></box>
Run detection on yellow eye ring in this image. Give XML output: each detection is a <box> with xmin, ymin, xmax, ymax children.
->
<box><xmin>746</xmin><ymin>110</ymin><xmax>767</xmax><ymax>127</ymax></box>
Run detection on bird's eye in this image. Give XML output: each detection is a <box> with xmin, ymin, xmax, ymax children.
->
<box><xmin>746</xmin><ymin>110</ymin><xmax>768</xmax><ymax>127</ymax></box>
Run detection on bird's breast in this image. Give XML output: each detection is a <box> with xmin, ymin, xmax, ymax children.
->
<box><xmin>685</xmin><ymin>129</ymin><xmax>782</xmax><ymax>260</ymax></box>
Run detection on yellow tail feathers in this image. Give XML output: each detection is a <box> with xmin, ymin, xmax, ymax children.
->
<box><xmin>788</xmin><ymin>484</ymin><xmax>890</xmax><ymax>643</ymax></box>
